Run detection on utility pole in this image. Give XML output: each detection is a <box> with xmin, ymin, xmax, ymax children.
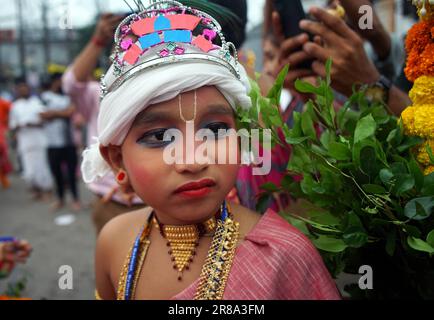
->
<box><xmin>42</xmin><ymin>0</ymin><xmax>51</xmax><ymax>70</ymax></box>
<box><xmin>17</xmin><ymin>0</ymin><xmax>26</xmax><ymax>77</ymax></box>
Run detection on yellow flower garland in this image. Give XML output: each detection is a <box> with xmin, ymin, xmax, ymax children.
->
<box><xmin>401</xmin><ymin>105</ymin><xmax>434</xmax><ymax>139</ymax></box>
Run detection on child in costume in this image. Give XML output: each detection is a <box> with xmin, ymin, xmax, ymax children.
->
<box><xmin>86</xmin><ymin>0</ymin><xmax>340</xmax><ymax>300</ymax></box>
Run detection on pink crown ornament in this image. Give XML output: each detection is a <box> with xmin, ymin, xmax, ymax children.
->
<box><xmin>100</xmin><ymin>0</ymin><xmax>241</xmax><ymax>100</ymax></box>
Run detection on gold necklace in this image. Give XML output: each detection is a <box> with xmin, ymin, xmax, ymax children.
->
<box><xmin>152</xmin><ymin>215</ymin><xmax>217</xmax><ymax>281</ymax></box>
<box><xmin>116</xmin><ymin>202</ymin><xmax>239</xmax><ymax>300</ymax></box>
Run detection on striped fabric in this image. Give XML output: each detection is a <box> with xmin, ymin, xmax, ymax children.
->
<box><xmin>172</xmin><ymin>209</ymin><xmax>341</xmax><ymax>300</ymax></box>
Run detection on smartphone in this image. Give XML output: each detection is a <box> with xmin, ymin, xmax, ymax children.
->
<box><xmin>273</xmin><ymin>0</ymin><xmax>314</xmax><ymax>69</ymax></box>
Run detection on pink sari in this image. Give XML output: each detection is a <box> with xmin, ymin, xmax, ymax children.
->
<box><xmin>172</xmin><ymin>209</ymin><xmax>341</xmax><ymax>300</ymax></box>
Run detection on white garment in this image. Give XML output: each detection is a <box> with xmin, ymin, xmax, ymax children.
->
<box><xmin>9</xmin><ymin>97</ymin><xmax>52</xmax><ymax>190</ymax></box>
<box><xmin>9</xmin><ymin>97</ymin><xmax>47</xmax><ymax>153</ymax></box>
<box><xmin>41</xmin><ymin>91</ymin><xmax>72</xmax><ymax>148</ymax></box>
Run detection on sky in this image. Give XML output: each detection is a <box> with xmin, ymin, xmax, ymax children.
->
<box><xmin>0</xmin><ymin>0</ymin><xmax>269</xmax><ymax>31</ymax></box>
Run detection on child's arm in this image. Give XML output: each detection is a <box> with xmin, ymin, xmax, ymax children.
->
<box><xmin>95</xmin><ymin>224</ymin><xmax>117</xmax><ymax>300</ymax></box>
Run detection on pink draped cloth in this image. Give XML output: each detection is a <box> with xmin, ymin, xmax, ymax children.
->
<box><xmin>172</xmin><ymin>209</ymin><xmax>341</xmax><ymax>300</ymax></box>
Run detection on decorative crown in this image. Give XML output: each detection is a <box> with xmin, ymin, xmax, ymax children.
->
<box><xmin>100</xmin><ymin>0</ymin><xmax>241</xmax><ymax>100</ymax></box>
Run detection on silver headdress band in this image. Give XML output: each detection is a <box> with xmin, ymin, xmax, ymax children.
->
<box><xmin>100</xmin><ymin>0</ymin><xmax>242</xmax><ymax>100</ymax></box>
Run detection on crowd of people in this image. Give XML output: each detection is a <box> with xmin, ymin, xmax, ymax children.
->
<box><xmin>0</xmin><ymin>0</ymin><xmax>422</xmax><ymax>300</ymax></box>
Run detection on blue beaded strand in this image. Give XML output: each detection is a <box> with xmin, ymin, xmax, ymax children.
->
<box><xmin>124</xmin><ymin>228</ymin><xmax>143</xmax><ymax>300</ymax></box>
<box><xmin>220</xmin><ymin>200</ymin><xmax>228</xmax><ymax>221</ymax></box>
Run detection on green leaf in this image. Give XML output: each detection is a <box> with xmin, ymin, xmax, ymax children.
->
<box><xmin>427</xmin><ymin>230</ymin><xmax>434</xmax><ymax>247</ymax></box>
<box><xmin>267</xmin><ymin>65</ymin><xmax>289</xmax><ymax>107</ymax></box>
<box><xmin>392</xmin><ymin>174</ymin><xmax>415</xmax><ymax>196</ymax></box>
<box><xmin>354</xmin><ymin>114</ymin><xmax>376</xmax><ymax>144</ymax></box>
<box><xmin>343</xmin><ymin>227</ymin><xmax>368</xmax><ymax>248</ymax></box>
<box><xmin>396</xmin><ymin>136</ymin><xmax>424</xmax><ymax>153</ymax></box>
<box><xmin>256</xmin><ymin>193</ymin><xmax>271</xmax><ymax>213</ymax></box>
<box><xmin>320</xmin><ymin>130</ymin><xmax>336</xmax><ymax>150</ymax></box>
<box><xmin>280</xmin><ymin>213</ymin><xmax>310</xmax><ymax>236</ymax></box>
<box><xmin>313</xmin><ymin>236</ymin><xmax>348</xmax><ymax>253</ymax></box>
<box><xmin>380</xmin><ymin>168</ymin><xmax>394</xmax><ymax>185</ymax></box>
<box><xmin>408</xmin><ymin>156</ymin><xmax>424</xmax><ymax>192</ymax></box>
<box><xmin>285</xmin><ymin>136</ymin><xmax>309</xmax><ymax>144</ymax></box>
<box><xmin>403</xmin><ymin>225</ymin><xmax>422</xmax><ymax>238</ymax></box>
<box><xmin>362</xmin><ymin>184</ymin><xmax>387</xmax><ymax>194</ymax></box>
<box><xmin>422</xmin><ymin>172</ymin><xmax>434</xmax><ymax>196</ymax></box>
<box><xmin>359</xmin><ymin>145</ymin><xmax>378</xmax><ymax>176</ymax></box>
<box><xmin>325</xmin><ymin>58</ymin><xmax>332</xmax><ymax>85</ymax></box>
<box><xmin>308</xmin><ymin>210</ymin><xmax>341</xmax><ymax>226</ymax></box>
<box><xmin>387</xmin><ymin>125</ymin><xmax>403</xmax><ymax>147</ymax></box>
<box><xmin>328</xmin><ymin>142</ymin><xmax>351</xmax><ymax>161</ymax></box>
<box><xmin>404</xmin><ymin>197</ymin><xmax>434</xmax><ymax>221</ymax></box>
<box><xmin>426</xmin><ymin>144</ymin><xmax>434</xmax><ymax>165</ymax></box>
<box><xmin>301</xmin><ymin>111</ymin><xmax>316</xmax><ymax>140</ymax></box>
<box><xmin>294</xmin><ymin>79</ymin><xmax>322</xmax><ymax>95</ymax></box>
<box><xmin>407</xmin><ymin>236</ymin><xmax>434</xmax><ymax>254</ymax></box>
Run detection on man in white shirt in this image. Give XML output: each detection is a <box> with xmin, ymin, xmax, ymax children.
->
<box><xmin>9</xmin><ymin>80</ymin><xmax>52</xmax><ymax>199</ymax></box>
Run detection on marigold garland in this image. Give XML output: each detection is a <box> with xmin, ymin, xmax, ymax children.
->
<box><xmin>405</xmin><ymin>43</ymin><xmax>434</xmax><ymax>82</ymax></box>
<box><xmin>409</xmin><ymin>76</ymin><xmax>434</xmax><ymax>104</ymax></box>
<box><xmin>405</xmin><ymin>20</ymin><xmax>433</xmax><ymax>53</ymax></box>
<box><xmin>402</xmin><ymin>2</ymin><xmax>434</xmax><ymax>175</ymax></box>
<box><xmin>401</xmin><ymin>105</ymin><xmax>434</xmax><ymax>138</ymax></box>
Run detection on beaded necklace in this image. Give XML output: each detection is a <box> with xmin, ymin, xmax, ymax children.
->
<box><xmin>117</xmin><ymin>201</ymin><xmax>239</xmax><ymax>300</ymax></box>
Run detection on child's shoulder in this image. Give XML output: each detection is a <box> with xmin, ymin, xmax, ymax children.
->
<box><xmin>97</xmin><ymin>207</ymin><xmax>152</xmax><ymax>256</ymax></box>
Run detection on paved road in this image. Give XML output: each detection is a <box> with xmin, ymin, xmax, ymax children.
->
<box><xmin>0</xmin><ymin>174</ymin><xmax>96</xmax><ymax>300</ymax></box>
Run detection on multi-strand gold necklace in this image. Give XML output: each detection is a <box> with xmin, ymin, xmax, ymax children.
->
<box><xmin>116</xmin><ymin>201</ymin><xmax>239</xmax><ymax>300</ymax></box>
<box><xmin>152</xmin><ymin>215</ymin><xmax>217</xmax><ymax>281</ymax></box>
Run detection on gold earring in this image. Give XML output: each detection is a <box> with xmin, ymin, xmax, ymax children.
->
<box><xmin>179</xmin><ymin>90</ymin><xmax>197</xmax><ymax>123</ymax></box>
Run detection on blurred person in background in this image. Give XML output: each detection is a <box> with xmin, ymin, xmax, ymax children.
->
<box><xmin>0</xmin><ymin>97</ymin><xmax>12</xmax><ymax>189</ymax></box>
<box><xmin>40</xmin><ymin>73</ymin><xmax>81</xmax><ymax>212</ymax></box>
<box><xmin>9</xmin><ymin>79</ymin><xmax>52</xmax><ymax>200</ymax></box>
<box><xmin>62</xmin><ymin>14</ymin><xmax>144</xmax><ymax>234</ymax></box>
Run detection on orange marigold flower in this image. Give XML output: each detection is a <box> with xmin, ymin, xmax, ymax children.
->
<box><xmin>405</xmin><ymin>43</ymin><xmax>434</xmax><ymax>81</ymax></box>
<box><xmin>405</xmin><ymin>20</ymin><xmax>433</xmax><ymax>54</ymax></box>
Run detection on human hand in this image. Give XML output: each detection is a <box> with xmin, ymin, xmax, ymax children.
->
<box><xmin>271</xmin><ymin>11</ymin><xmax>316</xmax><ymax>101</ymax></box>
<box><xmin>300</xmin><ymin>7</ymin><xmax>380</xmax><ymax>97</ymax></box>
<box><xmin>92</xmin><ymin>13</ymin><xmax>124</xmax><ymax>46</ymax></box>
<box><xmin>337</xmin><ymin>0</ymin><xmax>391</xmax><ymax>60</ymax></box>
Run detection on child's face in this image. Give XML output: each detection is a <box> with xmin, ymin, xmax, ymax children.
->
<box><xmin>106</xmin><ymin>86</ymin><xmax>240</xmax><ymax>224</ymax></box>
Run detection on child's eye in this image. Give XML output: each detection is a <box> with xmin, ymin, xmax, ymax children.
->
<box><xmin>204</xmin><ymin>122</ymin><xmax>231</xmax><ymax>139</ymax></box>
<box><xmin>137</xmin><ymin>128</ymin><xmax>174</xmax><ymax>148</ymax></box>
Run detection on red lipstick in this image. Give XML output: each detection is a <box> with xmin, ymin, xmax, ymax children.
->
<box><xmin>174</xmin><ymin>179</ymin><xmax>216</xmax><ymax>198</ymax></box>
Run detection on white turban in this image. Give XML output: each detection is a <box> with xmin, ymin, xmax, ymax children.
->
<box><xmin>81</xmin><ymin>48</ymin><xmax>252</xmax><ymax>183</ymax></box>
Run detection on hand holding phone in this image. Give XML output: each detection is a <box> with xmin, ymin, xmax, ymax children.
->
<box><xmin>272</xmin><ymin>0</ymin><xmax>314</xmax><ymax>70</ymax></box>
